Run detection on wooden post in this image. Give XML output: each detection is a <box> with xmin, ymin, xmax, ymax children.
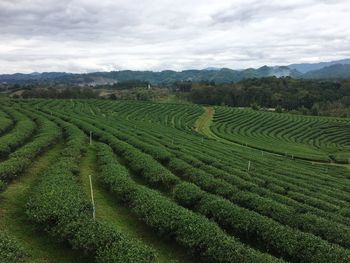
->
<box><xmin>89</xmin><ymin>174</ymin><xmax>96</xmax><ymax>221</ymax></box>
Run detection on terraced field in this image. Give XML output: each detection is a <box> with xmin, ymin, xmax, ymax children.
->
<box><xmin>0</xmin><ymin>99</ymin><xmax>350</xmax><ymax>263</ymax></box>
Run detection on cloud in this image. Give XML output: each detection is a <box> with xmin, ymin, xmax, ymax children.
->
<box><xmin>0</xmin><ymin>0</ymin><xmax>349</xmax><ymax>73</ymax></box>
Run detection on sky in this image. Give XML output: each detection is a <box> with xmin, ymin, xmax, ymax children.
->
<box><xmin>0</xmin><ymin>0</ymin><xmax>350</xmax><ymax>73</ymax></box>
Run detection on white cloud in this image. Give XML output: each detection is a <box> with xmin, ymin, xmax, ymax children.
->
<box><xmin>0</xmin><ymin>0</ymin><xmax>349</xmax><ymax>73</ymax></box>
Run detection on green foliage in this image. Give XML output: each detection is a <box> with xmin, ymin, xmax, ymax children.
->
<box><xmin>311</xmin><ymin>103</ymin><xmax>320</xmax><ymax>116</ymax></box>
<box><xmin>2</xmin><ymin>99</ymin><xmax>350</xmax><ymax>263</ymax></box>
<box><xmin>211</xmin><ymin>106</ymin><xmax>350</xmax><ymax>162</ymax></box>
<box><xmin>20</xmin><ymin>87</ymin><xmax>99</xmax><ymax>99</ymax></box>
<box><xmin>26</xmin><ymin>120</ymin><xmax>155</xmax><ymax>263</ymax></box>
<box><xmin>0</xmin><ymin>108</ymin><xmax>36</xmax><ymax>158</ymax></box>
<box><xmin>0</xmin><ymin>231</ymin><xmax>27</xmax><ymax>263</ymax></box>
<box><xmin>251</xmin><ymin>102</ymin><xmax>260</xmax><ymax>111</ymax></box>
<box><xmin>0</xmin><ymin>111</ymin><xmax>61</xmax><ymax>183</ymax></box>
<box><xmin>187</xmin><ymin>77</ymin><xmax>350</xmax><ymax>117</ymax></box>
<box><xmin>275</xmin><ymin>105</ymin><xmax>282</xmax><ymax>113</ymax></box>
<box><xmin>0</xmin><ymin>180</ymin><xmax>5</xmax><ymax>192</ymax></box>
<box><xmin>174</xmin><ymin>182</ymin><xmax>350</xmax><ymax>262</ymax></box>
<box><xmin>96</xmin><ymin>143</ymin><xmax>281</xmax><ymax>263</ymax></box>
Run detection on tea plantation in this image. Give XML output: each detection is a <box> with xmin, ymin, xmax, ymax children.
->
<box><xmin>0</xmin><ymin>99</ymin><xmax>349</xmax><ymax>263</ymax></box>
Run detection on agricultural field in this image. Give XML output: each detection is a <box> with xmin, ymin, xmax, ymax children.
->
<box><xmin>0</xmin><ymin>99</ymin><xmax>350</xmax><ymax>263</ymax></box>
<box><xmin>211</xmin><ymin>107</ymin><xmax>350</xmax><ymax>163</ymax></box>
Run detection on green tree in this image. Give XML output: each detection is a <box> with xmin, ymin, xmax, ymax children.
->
<box><xmin>275</xmin><ymin>105</ymin><xmax>282</xmax><ymax>113</ymax></box>
<box><xmin>311</xmin><ymin>103</ymin><xmax>320</xmax><ymax>116</ymax></box>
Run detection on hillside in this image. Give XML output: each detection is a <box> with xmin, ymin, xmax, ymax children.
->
<box><xmin>289</xmin><ymin>58</ymin><xmax>350</xmax><ymax>73</ymax></box>
<box><xmin>1</xmin><ymin>99</ymin><xmax>350</xmax><ymax>263</ymax></box>
<box><xmin>303</xmin><ymin>64</ymin><xmax>350</xmax><ymax>79</ymax></box>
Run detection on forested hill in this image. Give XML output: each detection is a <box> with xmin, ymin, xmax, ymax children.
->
<box><xmin>0</xmin><ymin>66</ymin><xmax>300</xmax><ymax>85</ymax></box>
<box><xmin>2</xmin><ymin>60</ymin><xmax>350</xmax><ymax>85</ymax></box>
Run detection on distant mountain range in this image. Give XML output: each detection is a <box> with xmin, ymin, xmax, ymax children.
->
<box><xmin>1</xmin><ymin>58</ymin><xmax>350</xmax><ymax>85</ymax></box>
<box><xmin>288</xmin><ymin>58</ymin><xmax>350</xmax><ymax>74</ymax></box>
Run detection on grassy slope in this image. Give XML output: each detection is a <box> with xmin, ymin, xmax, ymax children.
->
<box><xmin>0</xmin><ymin>142</ymin><xmax>90</xmax><ymax>263</ymax></box>
<box><xmin>79</xmin><ymin>144</ymin><xmax>196</xmax><ymax>263</ymax></box>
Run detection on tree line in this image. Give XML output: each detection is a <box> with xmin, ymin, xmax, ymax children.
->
<box><xmin>183</xmin><ymin>77</ymin><xmax>350</xmax><ymax>117</ymax></box>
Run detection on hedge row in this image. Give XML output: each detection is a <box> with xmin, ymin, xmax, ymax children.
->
<box><xmin>96</xmin><ymin>142</ymin><xmax>283</xmax><ymax>263</ymax></box>
<box><xmin>26</xmin><ymin>121</ymin><xmax>156</xmax><ymax>263</ymax></box>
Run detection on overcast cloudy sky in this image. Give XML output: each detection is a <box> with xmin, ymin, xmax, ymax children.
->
<box><xmin>0</xmin><ymin>0</ymin><xmax>349</xmax><ymax>73</ymax></box>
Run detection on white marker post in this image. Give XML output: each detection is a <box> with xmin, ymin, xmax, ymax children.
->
<box><xmin>247</xmin><ymin>160</ymin><xmax>251</xmax><ymax>172</ymax></box>
<box><xmin>89</xmin><ymin>174</ymin><xmax>96</xmax><ymax>221</ymax></box>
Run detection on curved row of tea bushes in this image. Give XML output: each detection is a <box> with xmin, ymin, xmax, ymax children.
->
<box><xmin>173</xmin><ymin>182</ymin><xmax>350</xmax><ymax>263</ymax></box>
<box><xmin>167</xmin><ymin>157</ymin><xmax>350</xmax><ymax>248</ymax></box>
<box><xmin>0</xmin><ymin>108</ymin><xmax>36</xmax><ymax>158</ymax></box>
<box><xmin>96</xmin><ymin>142</ymin><xmax>283</xmax><ymax>263</ymax></box>
<box><xmin>0</xmin><ymin>111</ymin><xmax>14</xmax><ymax>137</ymax></box>
<box><xmin>100</xmin><ymin>100</ymin><xmax>203</xmax><ymax>131</ymax></box>
<box><xmin>211</xmin><ymin>107</ymin><xmax>350</xmax><ymax>162</ymax></box>
<box><xmin>0</xmin><ymin>113</ymin><xmax>61</xmax><ymax>187</ymax></box>
<box><xmin>26</xmin><ymin>120</ymin><xmax>156</xmax><ymax>263</ymax></box>
<box><xmin>214</xmin><ymin>107</ymin><xmax>350</xmax><ymax>148</ymax></box>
